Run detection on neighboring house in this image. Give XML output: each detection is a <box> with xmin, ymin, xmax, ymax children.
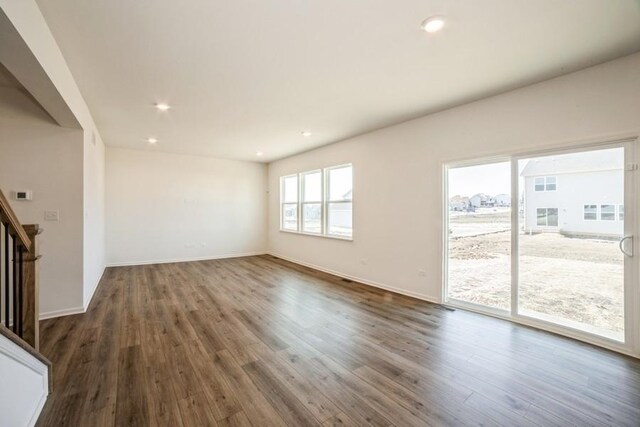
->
<box><xmin>494</xmin><ymin>193</ymin><xmax>511</xmax><ymax>207</ymax></box>
<box><xmin>520</xmin><ymin>149</ymin><xmax>623</xmax><ymax>237</ymax></box>
<box><xmin>449</xmin><ymin>195</ymin><xmax>470</xmax><ymax>211</ymax></box>
<box><xmin>470</xmin><ymin>193</ymin><xmax>489</xmax><ymax>208</ymax></box>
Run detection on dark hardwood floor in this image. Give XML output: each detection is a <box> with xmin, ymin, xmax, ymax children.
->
<box><xmin>36</xmin><ymin>255</ymin><xmax>640</xmax><ymax>426</ymax></box>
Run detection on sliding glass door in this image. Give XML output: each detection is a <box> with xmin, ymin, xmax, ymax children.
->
<box><xmin>445</xmin><ymin>141</ymin><xmax>638</xmax><ymax>353</ymax></box>
<box><xmin>446</xmin><ymin>161</ymin><xmax>512</xmax><ymax>312</ymax></box>
<box><xmin>517</xmin><ymin>147</ymin><xmax>626</xmax><ymax>341</ymax></box>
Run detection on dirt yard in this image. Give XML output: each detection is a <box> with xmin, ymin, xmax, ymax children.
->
<box><xmin>448</xmin><ymin>210</ymin><xmax>624</xmax><ymax>340</ymax></box>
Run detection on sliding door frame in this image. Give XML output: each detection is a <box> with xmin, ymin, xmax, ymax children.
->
<box><xmin>443</xmin><ymin>137</ymin><xmax>640</xmax><ymax>358</ymax></box>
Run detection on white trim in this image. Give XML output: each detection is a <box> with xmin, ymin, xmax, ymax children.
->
<box><xmin>106</xmin><ymin>251</ymin><xmax>267</xmax><ymax>267</ymax></box>
<box><xmin>534</xmin><ymin>176</ymin><xmax>557</xmax><ymax>192</ymax></box>
<box><xmin>279</xmin><ymin>229</ymin><xmax>353</xmax><ymax>241</ymax></box>
<box><xmin>535</xmin><ymin>207</ymin><xmax>559</xmax><ymax>227</ymax></box>
<box><xmin>443</xmin><ymin>137</ymin><xmax>640</xmax><ymax>358</ymax></box>
<box><xmin>0</xmin><ymin>333</ymin><xmax>49</xmax><ymax>426</ymax></box>
<box><xmin>444</xmin><ymin>299</ymin><xmax>638</xmax><ymax>359</ymax></box>
<box><xmin>39</xmin><ymin>306</ymin><xmax>85</xmax><ymax>320</ymax></box>
<box><xmin>83</xmin><ymin>265</ymin><xmax>106</xmax><ymax>310</ymax></box>
<box><xmin>269</xmin><ymin>252</ymin><xmax>440</xmax><ymax>305</ymax></box>
<box><xmin>40</xmin><ymin>252</ymin><xmax>266</xmax><ymax>320</ymax></box>
<box><xmin>29</xmin><ymin>391</ymin><xmax>48</xmax><ymax>427</ymax></box>
<box><xmin>279</xmin><ymin>163</ymin><xmax>353</xmax><ymax>239</ymax></box>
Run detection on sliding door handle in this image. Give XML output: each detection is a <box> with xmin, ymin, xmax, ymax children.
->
<box><xmin>619</xmin><ymin>235</ymin><xmax>633</xmax><ymax>257</ymax></box>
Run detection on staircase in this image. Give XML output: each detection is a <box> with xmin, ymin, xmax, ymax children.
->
<box><xmin>0</xmin><ymin>188</ymin><xmax>51</xmax><ymax>426</ymax></box>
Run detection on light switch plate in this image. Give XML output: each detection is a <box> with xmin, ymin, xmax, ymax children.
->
<box><xmin>44</xmin><ymin>210</ymin><xmax>59</xmax><ymax>221</ymax></box>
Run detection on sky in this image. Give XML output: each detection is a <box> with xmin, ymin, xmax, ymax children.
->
<box><xmin>448</xmin><ymin>161</ymin><xmax>512</xmax><ymax>197</ymax></box>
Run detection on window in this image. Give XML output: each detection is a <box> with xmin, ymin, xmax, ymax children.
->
<box><xmin>281</xmin><ymin>175</ymin><xmax>298</xmax><ymax>231</ymax></box>
<box><xmin>619</xmin><ymin>205</ymin><xmax>624</xmax><ymax>221</ymax></box>
<box><xmin>535</xmin><ymin>176</ymin><xmax>557</xmax><ymax>192</ymax></box>
<box><xmin>584</xmin><ymin>205</ymin><xmax>597</xmax><ymax>220</ymax></box>
<box><xmin>279</xmin><ymin>164</ymin><xmax>353</xmax><ymax>239</ymax></box>
<box><xmin>326</xmin><ymin>165</ymin><xmax>353</xmax><ymax>238</ymax></box>
<box><xmin>601</xmin><ymin>204</ymin><xmax>615</xmax><ymax>221</ymax></box>
<box><xmin>301</xmin><ymin>171</ymin><xmax>322</xmax><ymax>233</ymax></box>
<box><xmin>537</xmin><ymin>208</ymin><xmax>558</xmax><ymax>227</ymax></box>
<box><xmin>545</xmin><ymin>176</ymin><xmax>556</xmax><ymax>191</ymax></box>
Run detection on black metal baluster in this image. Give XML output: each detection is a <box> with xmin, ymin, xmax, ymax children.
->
<box><xmin>12</xmin><ymin>236</ymin><xmax>17</xmax><ymax>333</ymax></box>
<box><xmin>18</xmin><ymin>246</ymin><xmax>23</xmax><ymax>337</ymax></box>
<box><xmin>4</xmin><ymin>223</ymin><xmax>8</xmax><ymax>328</ymax></box>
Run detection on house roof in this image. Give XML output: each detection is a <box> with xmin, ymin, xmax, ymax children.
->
<box><xmin>520</xmin><ymin>148</ymin><xmax>623</xmax><ymax>177</ymax></box>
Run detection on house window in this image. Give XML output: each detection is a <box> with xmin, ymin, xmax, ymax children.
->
<box><xmin>601</xmin><ymin>204</ymin><xmax>615</xmax><ymax>221</ymax></box>
<box><xmin>583</xmin><ymin>205</ymin><xmax>597</xmax><ymax>220</ymax></box>
<box><xmin>535</xmin><ymin>176</ymin><xmax>557</xmax><ymax>192</ymax></box>
<box><xmin>281</xmin><ymin>175</ymin><xmax>298</xmax><ymax>231</ymax></box>
<box><xmin>537</xmin><ymin>208</ymin><xmax>558</xmax><ymax>227</ymax></box>
<box><xmin>326</xmin><ymin>165</ymin><xmax>353</xmax><ymax>238</ymax></box>
<box><xmin>301</xmin><ymin>170</ymin><xmax>322</xmax><ymax>233</ymax></box>
<box><xmin>619</xmin><ymin>205</ymin><xmax>624</xmax><ymax>221</ymax></box>
<box><xmin>545</xmin><ymin>176</ymin><xmax>556</xmax><ymax>191</ymax></box>
<box><xmin>280</xmin><ymin>164</ymin><xmax>353</xmax><ymax>239</ymax></box>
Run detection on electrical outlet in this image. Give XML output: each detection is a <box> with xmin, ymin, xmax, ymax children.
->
<box><xmin>418</xmin><ymin>269</ymin><xmax>427</xmax><ymax>277</ymax></box>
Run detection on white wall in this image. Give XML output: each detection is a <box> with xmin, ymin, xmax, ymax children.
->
<box><xmin>268</xmin><ymin>52</ymin><xmax>640</xmax><ymax>303</ymax></box>
<box><xmin>0</xmin><ymin>86</ymin><xmax>85</xmax><ymax>316</ymax></box>
<box><xmin>1</xmin><ymin>0</ymin><xmax>107</xmax><ymax>315</ymax></box>
<box><xmin>106</xmin><ymin>147</ymin><xmax>267</xmax><ymax>266</ymax></box>
<box><xmin>83</xmin><ymin>130</ymin><xmax>105</xmax><ymax>308</ymax></box>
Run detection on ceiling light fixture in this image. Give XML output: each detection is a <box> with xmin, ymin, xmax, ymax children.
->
<box><xmin>256</xmin><ymin>151</ymin><xmax>264</xmax><ymax>157</ymax></box>
<box><xmin>147</xmin><ymin>137</ymin><xmax>158</xmax><ymax>144</ymax></box>
<box><xmin>301</xmin><ymin>131</ymin><xmax>312</xmax><ymax>137</ymax></box>
<box><xmin>155</xmin><ymin>103</ymin><xmax>171</xmax><ymax>111</ymax></box>
<box><xmin>421</xmin><ymin>16</ymin><xmax>446</xmax><ymax>33</ymax></box>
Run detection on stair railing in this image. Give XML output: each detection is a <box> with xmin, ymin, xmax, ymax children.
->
<box><xmin>0</xmin><ymin>189</ymin><xmax>42</xmax><ymax>350</ymax></box>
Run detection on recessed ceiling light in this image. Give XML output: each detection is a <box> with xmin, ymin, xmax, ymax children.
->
<box><xmin>256</xmin><ymin>151</ymin><xmax>264</xmax><ymax>157</ymax></box>
<box><xmin>421</xmin><ymin>16</ymin><xmax>446</xmax><ymax>33</ymax></box>
<box><xmin>155</xmin><ymin>103</ymin><xmax>171</xmax><ymax>111</ymax></box>
<box><xmin>301</xmin><ymin>131</ymin><xmax>312</xmax><ymax>137</ymax></box>
<box><xmin>147</xmin><ymin>137</ymin><xmax>158</xmax><ymax>144</ymax></box>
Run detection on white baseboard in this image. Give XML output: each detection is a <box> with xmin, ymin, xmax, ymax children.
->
<box><xmin>83</xmin><ymin>265</ymin><xmax>106</xmax><ymax>311</ymax></box>
<box><xmin>39</xmin><ymin>306</ymin><xmax>85</xmax><ymax>321</ymax></box>
<box><xmin>268</xmin><ymin>252</ymin><xmax>440</xmax><ymax>305</ymax></box>
<box><xmin>106</xmin><ymin>251</ymin><xmax>267</xmax><ymax>267</ymax></box>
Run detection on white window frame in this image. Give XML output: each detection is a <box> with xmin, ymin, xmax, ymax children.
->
<box><xmin>536</xmin><ymin>207</ymin><xmax>559</xmax><ymax>227</ymax></box>
<box><xmin>301</xmin><ymin>170</ymin><xmax>323</xmax><ymax>234</ymax></box>
<box><xmin>279</xmin><ymin>164</ymin><xmax>353</xmax><ymax>241</ymax></box>
<box><xmin>534</xmin><ymin>176</ymin><xmax>557</xmax><ymax>192</ymax></box>
<box><xmin>583</xmin><ymin>204</ymin><xmax>598</xmax><ymax>221</ymax></box>
<box><xmin>600</xmin><ymin>204</ymin><xmax>616</xmax><ymax>221</ymax></box>
<box><xmin>325</xmin><ymin>164</ymin><xmax>353</xmax><ymax>239</ymax></box>
<box><xmin>442</xmin><ymin>138</ymin><xmax>639</xmax><ymax>358</ymax></box>
<box><xmin>280</xmin><ymin>174</ymin><xmax>299</xmax><ymax>231</ymax></box>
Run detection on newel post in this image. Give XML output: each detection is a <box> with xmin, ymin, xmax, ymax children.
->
<box><xmin>22</xmin><ymin>224</ymin><xmax>41</xmax><ymax>351</ymax></box>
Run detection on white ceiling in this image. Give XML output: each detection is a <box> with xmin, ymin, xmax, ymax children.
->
<box><xmin>35</xmin><ymin>0</ymin><xmax>640</xmax><ymax>162</ymax></box>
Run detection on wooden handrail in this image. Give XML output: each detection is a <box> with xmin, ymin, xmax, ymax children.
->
<box><xmin>0</xmin><ymin>189</ymin><xmax>31</xmax><ymax>252</ymax></box>
<box><xmin>0</xmin><ymin>188</ymin><xmax>41</xmax><ymax>352</ymax></box>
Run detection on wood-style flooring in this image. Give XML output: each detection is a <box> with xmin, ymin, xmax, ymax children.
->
<box><xmin>36</xmin><ymin>255</ymin><xmax>640</xmax><ymax>426</ymax></box>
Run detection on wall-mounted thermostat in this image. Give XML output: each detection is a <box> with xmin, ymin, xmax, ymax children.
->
<box><xmin>14</xmin><ymin>190</ymin><xmax>33</xmax><ymax>201</ymax></box>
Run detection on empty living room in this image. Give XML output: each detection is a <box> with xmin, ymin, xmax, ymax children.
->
<box><xmin>1</xmin><ymin>1</ymin><xmax>640</xmax><ymax>426</ymax></box>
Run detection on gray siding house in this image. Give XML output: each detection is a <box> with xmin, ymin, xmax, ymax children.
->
<box><xmin>521</xmin><ymin>149</ymin><xmax>623</xmax><ymax>237</ymax></box>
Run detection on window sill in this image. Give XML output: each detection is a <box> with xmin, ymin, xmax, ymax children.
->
<box><xmin>279</xmin><ymin>229</ymin><xmax>353</xmax><ymax>242</ymax></box>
